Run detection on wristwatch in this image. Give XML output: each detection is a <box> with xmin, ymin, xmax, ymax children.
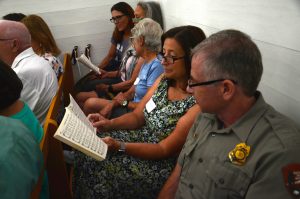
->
<box><xmin>121</xmin><ymin>100</ymin><xmax>129</xmax><ymax>107</ymax></box>
<box><xmin>118</xmin><ymin>141</ymin><xmax>126</xmax><ymax>153</ymax></box>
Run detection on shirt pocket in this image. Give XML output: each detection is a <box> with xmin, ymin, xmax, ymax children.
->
<box><xmin>205</xmin><ymin>158</ymin><xmax>251</xmax><ymax>199</ymax></box>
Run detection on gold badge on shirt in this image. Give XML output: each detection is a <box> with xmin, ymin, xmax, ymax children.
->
<box><xmin>228</xmin><ymin>143</ymin><xmax>250</xmax><ymax>166</ymax></box>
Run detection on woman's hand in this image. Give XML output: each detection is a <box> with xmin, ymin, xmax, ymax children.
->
<box><xmin>87</xmin><ymin>113</ymin><xmax>112</xmax><ymax>132</ymax></box>
<box><xmin>102</xmin><ymin>136</ymin><xmax>120</xmax><ymax>152</ymax></box>
<box><xmin>113</xmin><ymin>92</ymin><xmax>126</xmax><ymax>105</ymax></box>
<box><xmin>87</xmin><ymin>73</ymin><xmax>101</xmax><ymax>81</ymax></box>
<box><xmin>99</xmin><ymin>69</ymin><xmax>109</xmax><ymax>78</ymax></box>
<box><xmin>99</xmin><ymin>102</ymin><xmax>114</xmax><ymax>118</ymax></box>
<box><xmin>95</xmin><ymin>84</ymin><xmax>108</xmax><ymax>93</ymax></box>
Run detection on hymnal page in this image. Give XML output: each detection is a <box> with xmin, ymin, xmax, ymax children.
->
<box><xmin>54</xmin><ymin>95</ymin><xmax>107</xmax><ymax>161</ymax></box>
<box><xmin>68</xmin><ymin>95</ymin><xmax>94</xmax><ymax>132</ymax></box>
<box><xmin>76</xmin><ymin>54</ymin><xmax>101</xmax><ymax>75</ymax></box>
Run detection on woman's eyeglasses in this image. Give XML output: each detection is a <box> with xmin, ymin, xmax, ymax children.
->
<box><xmin>157</xmin><ymin>54</ymin><xmax>185</xmax><ymax>64</ymax></box>
<box><xmin>110</xmin><ymin>15</ymin><xmax>125</xmax><ymax>23</ymax></box>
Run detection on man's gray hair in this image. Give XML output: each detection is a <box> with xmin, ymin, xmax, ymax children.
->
<box><xmin>191</xmin><ymin>29</ymin><xmax>263</xmax><ymax>96</ymax></box>
<box><xmin>131</xmin><ymin>18</ymin><xmax>163</xmax><ymax>53</ymax></box>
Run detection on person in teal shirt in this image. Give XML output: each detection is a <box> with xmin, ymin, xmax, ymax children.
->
<box><xmin>0</xmin><ymin>116</ymin><xmax>43</xmax><ymax>199</ymax></box>
<box><xmin>0</xmin><ymin>59</ymin><xmax>48</xmax><ymax>199</ymax></box>
<box><xmin>0</xmin><ymin>59</ymin><xmax>43</xmax><ymax>143</ymax></box>
<box><xmin>10</xmin><ymin>102</ymin><xmax>44</xmax><ymax>143</ymax></box>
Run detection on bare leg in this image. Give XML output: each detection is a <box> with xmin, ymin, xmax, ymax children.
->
<box><xmin>83</xmin><ymin>97</ymin><xmax>111</xmax><ymax>115</ymax></box>
<box><xmin>76</xmin><ymin>91</ymin><xmax>98</xmax><ymax>108</ymax></box>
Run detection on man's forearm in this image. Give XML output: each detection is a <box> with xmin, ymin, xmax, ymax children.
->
<box><xmin>157</xmin><ymin>164</ymin><xmax>181</xmax><ymax>199</ymax></box>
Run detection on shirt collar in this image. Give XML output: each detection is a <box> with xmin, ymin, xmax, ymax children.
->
<box><xmin>11</xmin><ymin>47</ymin><xmax>35</xmax><ymax>69</ymax></box>
<box><xmin>208</xmin><ymin>92</ymin><xmax>269</xmax><ymax>142</ymax></box>
<box><xmin>228</xmin><ymin>92</ymin><xmax>269</xmax><ymax>141</ymax></box>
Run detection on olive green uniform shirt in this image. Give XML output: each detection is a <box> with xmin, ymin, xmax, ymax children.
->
<box><xmin>176</xmin><ymin>93</ymin><xmax>300</xmax><ymax>199</ymax></box>
<box><xmin>0</xmin><ymin>116</ymin><xmax>43</xmax><ymax>199</ymax></box>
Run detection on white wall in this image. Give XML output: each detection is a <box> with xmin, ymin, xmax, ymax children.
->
<box><xmin>159</xmin><ymin>0</ymin><xmax>300</xmax><ymax>126</ymax></box>
<box><xmin>1</xmin><ymin>0</ymin><xmax>299</xmax><ymax>126</ymax></box>
<box><xmin>0</xmin><ymin>0</ymin><xmax>138</xmax><ymax>80</ymax></box>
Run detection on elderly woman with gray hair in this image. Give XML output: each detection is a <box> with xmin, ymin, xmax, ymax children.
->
<box><xmin>82</xmin><ymin>18</ymin><xmax>164</xmax><ymax>118</ymax></box>
<box><xmin>74</xmin><ymin>24</ymin><xmax>206</xmax><ymax>199</ymax></box>
<box><xmin>134</xmin><ymin>1</ymin><xmax>164</xmax><ymax>29</ymax></box>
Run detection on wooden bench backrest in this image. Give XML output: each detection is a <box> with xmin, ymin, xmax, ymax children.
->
<box><xmin>30</xmin><ymin>53</ymin><xmax>73</xmax><ymax>199</ymax></box>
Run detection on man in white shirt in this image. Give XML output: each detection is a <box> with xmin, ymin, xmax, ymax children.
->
<box><xmin>0</xmin><ymin>20</ymin><xmax>58</xmax><ymax>124</ymax></box>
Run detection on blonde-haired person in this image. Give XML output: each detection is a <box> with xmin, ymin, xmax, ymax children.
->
<box><xmin>22</xmin><ymin>14</ymin><xmax>63</xmax><ymax>78</ymax></box>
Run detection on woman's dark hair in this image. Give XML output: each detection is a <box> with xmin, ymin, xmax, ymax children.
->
<box><xmin>0</xmin><ymin>60</ymin><xmax>23</xmax><ymax>110</ymax></box>
<box><xmin>3</xmin><ymin>13</ymin><xmax>26</xmax><ymax>21</ymax></box>
<box><xmin>111</xmin><ymin>2</ymin><xmax>135</xmax><ymax>43</ymax></box>
<box><xmin>161</xmin><ymin>25</ymin><xmax>206</xmax><ymax>78</ymax></box>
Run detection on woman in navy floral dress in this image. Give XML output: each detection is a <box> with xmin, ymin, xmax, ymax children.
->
<box><xmin>73</xmin><ymin>25</ymin><xmax>206</xmax><ymax>199</ymax></box>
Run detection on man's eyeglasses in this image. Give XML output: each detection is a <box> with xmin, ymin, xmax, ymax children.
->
<box><xmin>188</xmin><ymin>79</ymin><xmax>237</xmax><ymax>88</ymax></box>
<box><xmin>110</xmin><ymin>15</ymin><xmax>125</xmax><ymax>23</ymax></box>
<box><xmin>0</xmin><ymin>38</ymin><xmax>14</xmax><ymax>41</ymax></box>
<box><xmin>157</xmin><ymin>54</ymin><xmax>185</xmax><ymax>64</ymax></box>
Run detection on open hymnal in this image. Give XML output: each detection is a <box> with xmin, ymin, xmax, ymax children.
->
<box><xmin>54</xmin><ymin>95</ymin><xmax>107</xmax><ymax>161</ymax></box>
<box><xmin>76</xmin><ymin>54</ymin><xmax>101</xmax><ymax>75</ymax></box>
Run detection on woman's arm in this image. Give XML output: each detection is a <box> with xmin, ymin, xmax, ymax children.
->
<box><xmin>91</xmin><ymin>76</ymin><xmax>163</xmax><ymax>131</ymax></box>
<box><xmin>105</xmin><ymin>104</ymin><xmax>201</xmax><ymax>159</ymax></box>
<box><xmin>98</xmin><ymin>43</ymin><xmax>117</xmax><ymax>69</ymax></box>
<box><xmin>100</xmin><ymin>70</ymin><xmax>119</xmax><ymax>79</ymax></box>
<box><xmin>111</xmin><ymin>57</ymin><xmax>144</xmax><ymax>92</ymax></box>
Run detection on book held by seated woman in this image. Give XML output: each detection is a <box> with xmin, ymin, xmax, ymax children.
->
<box><xmin>54</xmin><ymin>95</ymin><xmax>107</xmax><ymax>161</ymax></box>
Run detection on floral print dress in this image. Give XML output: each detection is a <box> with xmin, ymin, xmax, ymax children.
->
<box><xmin>43</xmin><ymin>53</ymin><xmax>63</xmax><ymax>79</ymax></box>
<box><xmin>73</xmin><ymin>77</ymin><xmax>196</xmax><ymax>199</ymax></box>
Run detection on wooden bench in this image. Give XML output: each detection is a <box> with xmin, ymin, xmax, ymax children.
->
<box><xmin>30</xmin><ymin>53</ymin><xmax>74</xmax><ymax>199</ymax></box>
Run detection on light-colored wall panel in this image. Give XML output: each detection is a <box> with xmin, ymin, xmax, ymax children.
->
<box><xmin>0</xmin><ymin>0</ymin><xmax>138</xmax><ymax>82</ymax></box>
<box><xmin>159</xmin><ymin>0</ymin><xmax>300</xmax><ymax>126</ymax></box>
<box><xmin>160</xmin><ymin>0</ymin><xmax>300</xmax><ymax>50</ymax></box>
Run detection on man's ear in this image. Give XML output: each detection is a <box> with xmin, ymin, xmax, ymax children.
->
<box><xmin>221</xmin><ymin>80</ymin><xmax>236</xmax><ymax>100</ymax></box>
<box><xmin>11</xmin><ymin>39</ymin><xmax>19</xmax><ymax>53</ymax></box>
